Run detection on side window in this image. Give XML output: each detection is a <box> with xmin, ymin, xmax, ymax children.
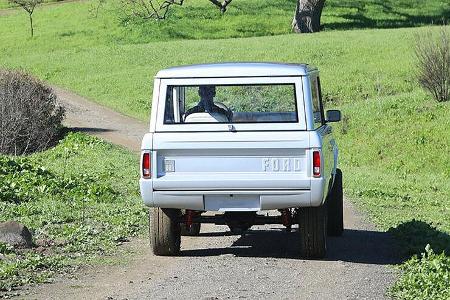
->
<box><xmin>164</xmin><ymin>88</ymin><xmax>174</xmax><ymax>124</ymax></box>
<box><xmin>164</xmin><ymin>86</ymin><xmax>185</xmax><ymax>124</ymax></box>
<box><xmin>310</xmin><ymin>76</ymin><xmax>324</xmax><ymax>129</ymax></box>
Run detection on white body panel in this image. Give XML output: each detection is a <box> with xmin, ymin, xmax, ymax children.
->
<box><xmin>155</xmin><ymin>62</ymin><xmax>315</xmax><ymax>78</ymax></box>
<box><xmin>140</xmin><ymin>63</ymin><xmax>338</xmax><ymax>212</ymax></box>
<box><xmin>154</xmin><ymin>76</ymin><xmax>306</xmax><ymax>132</ymax></box>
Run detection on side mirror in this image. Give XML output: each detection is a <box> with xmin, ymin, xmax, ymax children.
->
<box><xmin>326</xmin><ymin>110</ymin><xmax>341</xmax><ymax>122</ymax></box>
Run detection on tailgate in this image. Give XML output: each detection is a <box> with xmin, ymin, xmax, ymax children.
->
<box><xmin>152</xmin><ymin>131</ymin><xmax>311</xmax><ymax>191</ymax></box>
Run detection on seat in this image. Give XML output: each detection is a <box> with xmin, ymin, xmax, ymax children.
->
<box><xmin>184</xmin><ymin>112</ymin><xmax>229</xmax><ymax>123</ymax></box>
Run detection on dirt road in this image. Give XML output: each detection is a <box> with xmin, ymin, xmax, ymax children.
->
<box><xmin>53</xmin><ymin>86</ymin><xmax>147</xmax><ymax>152</ymax></box>
<box><xmin>21</xmin><ymin>87</ymin><xmax>398</xmax><ymax>299</ymax></box>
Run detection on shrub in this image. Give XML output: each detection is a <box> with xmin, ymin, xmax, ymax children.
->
<box><xmin>415</xmin><ymin>27</ymin><xmax>450</xmax><ymax>102</ymax></box>
<box><xmin>390</xmin><ymin>245</ymin><xmax>450</xmax><ymax>300</ymax></box>
<box><xmin>0</xmin><ymin>154</ymin><xmax>117</xmax><ymax>204</ymax></box>
<box><xmin>0</xmin><ymin>70</ymin><xmax>65</xmax><ymax>155</ymax></box>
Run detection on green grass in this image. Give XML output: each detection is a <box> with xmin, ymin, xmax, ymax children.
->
<box><xmin>0</xmin><ymin>0</ymin><xmax>66</xmax><ymax>9</ymax></box>
<box><xmin>332</xmin><ymin>90</ymin><xmax>450</xmax><ymax>300</ymax></box>
<box><xmin>333</xmin><ymin>91</ymin><xmax>450</xmax><ymax>232</ymax></box>
<box><xmin>390</xmin><ymin>245</ymin><xmax>450</xmax><ymax>300</ymax></box>
<box><xmin>0</xmin><ymin>24</ymin><xmax>439</xmax><ymax>120</ymax></box>
<box><xmin>323</xmin><ymin>0</ymin><xmax>449</xmax><ymax>30</ymax></box>
<box><xmin>0</xmin><ymin>133</ymin><xmax>146</xmax><ymax>291</ymax></box>
<box><xmin>1</xmin><ymin>0</ymin><xmax>448</xmax><ymax>35</ymax></box>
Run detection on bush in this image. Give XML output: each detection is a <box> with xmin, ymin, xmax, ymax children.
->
<box><xmin>0</xmin><ymin>154</ymin><xmax>117</xmax><ymax>204</ymax></box>
<box><xmin>415</xmin><ymin>27</ymin><xmax>450</xmax><ymax>102</ymax></box>
<box><xmin>390</xmin><ymin>245</ymin><xmax>450</xmax><ymax>300</ymax></box>
<box><xmin>0</xmin><ymin>70</ymin><xmax>65</xmax><ymax>155</ymax></box>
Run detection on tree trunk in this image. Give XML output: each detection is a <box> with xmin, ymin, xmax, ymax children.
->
<box><xmin>292</xmin><ymin>0</ymin><xmax>325</xmax><ymax>33</ymax></box>
<box><xmin>29</xmin><ymin>14</ymin><xmax>34</xmax><ymax>37</ymax></box>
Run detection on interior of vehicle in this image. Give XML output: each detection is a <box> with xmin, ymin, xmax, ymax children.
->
<box><xmin>164</xmin><ymin>84</ymin><xmax>298</xmax><ymax>124</ymax></box>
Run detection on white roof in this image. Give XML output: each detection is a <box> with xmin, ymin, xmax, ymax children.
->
<box><xmin>155</xmin><ymin>62</ymin><xmax>316</xmax><ymax>78</ymax></box>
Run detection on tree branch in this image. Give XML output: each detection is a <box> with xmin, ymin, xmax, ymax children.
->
<box><xmin>122</xmin><ymin>0</ymin><xmax>231</xmax><ymax>21</ymax></box>
<box><xmin>208</xmin><ymin>0</ymin><xmax>232</xmax><ymax>13</ymax></box>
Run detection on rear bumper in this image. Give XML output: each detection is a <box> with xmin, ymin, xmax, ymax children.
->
<box><xmin>140</xmin><ymin>179</ymin><xmax>325</xmax><ymax>211</ymax></box>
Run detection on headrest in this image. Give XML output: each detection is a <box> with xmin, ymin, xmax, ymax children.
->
<box><xmin>184</xmin><ymin>112</ymin><xmax>229</xmax><ymax>123</ymax></box>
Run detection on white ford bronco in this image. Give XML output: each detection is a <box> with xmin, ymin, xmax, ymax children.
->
<box><xmin>140</xmin><ymin>63</ymin><xmax>343</xmax><ymax>258</ymax></box>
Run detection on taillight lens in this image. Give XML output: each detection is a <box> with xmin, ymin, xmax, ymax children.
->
<box><xmin>142</xmin><ymin>152</ymin><xmax>151</xmax><ymax>178</ymax></box>
<box><xmin>313</xmin><ymin>151</ymin><xmax>321</xmax><ymax>177</ymax></box>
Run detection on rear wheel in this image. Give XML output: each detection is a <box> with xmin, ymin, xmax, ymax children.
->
<box><xmin>327</xmin><ymin>168</ymin><xmax>344</xmax><ymax>236</ymax></box>
<box><xmin>298</xmin><ymin>205</ymin><xmax>327</xmax><ymax>259</ymax></box>
<box><xmin>149</xmin><ymin>208</ymin><xmax>181</xmax><ymax>256</ymax></box>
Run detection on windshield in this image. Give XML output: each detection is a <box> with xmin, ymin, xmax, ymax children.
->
<box><xmin>163</xmin><ymin>84</ymin><xmax>298</xmax><ymax>124</ymax></box>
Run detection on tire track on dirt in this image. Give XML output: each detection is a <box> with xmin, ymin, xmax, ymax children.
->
<box><xmin>54</xmin><ymin>86</ymin><xmax>147</xmax><ymax>152</ymax></box>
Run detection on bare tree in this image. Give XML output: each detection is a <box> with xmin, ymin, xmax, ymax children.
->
<box><xmin>208</xmin><ymin>0</ymin><xmax>232</xmax><ymax>13</ymax></box>
<box><xmin>122</xmin><ymin>0</ymin><xmax>233</xmax><ymax>20</ymax></box>
<box><xmin>415</xmin><ymin>27</ymin><xmax>450</xmax><ymax>102</ymax></box>
<box><xmin>8</xmin><ymin>0</ymin><xmax>43</xmax><ymax>37</ymax></box>
<box><xmin>121</xmin><ymin>0</ymin><xmax>324</xmax><ymax>33</ymax></box>
<box><xmin>122</xmin><ymin>0</ymin><xmax>182</xmax><ymax>20</ymax></box>
<box><xmin>121</xmin><ymin>0</ymin><xmax>230</xmax><ymax>20</ymax></box>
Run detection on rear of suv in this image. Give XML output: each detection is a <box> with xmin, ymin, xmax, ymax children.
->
<box><xmin>140</xmin><ymin>62</ymin><xmax>343</xmax><ymax>258</ymax></box>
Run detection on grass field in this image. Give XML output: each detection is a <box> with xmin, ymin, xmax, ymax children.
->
<box><xmin>1</xmin><ymin>0</ymin><xmax>448</xmax><ymax>33</ymax></box>
<box><xmin>1</xmin><ymin>0</ymin><xmax>449</xmax><ymax>298</ymax></box>
<box><xmin>0</xmin><ymin>23</ymin><xmax>438</xmax><ymax>120</ymax></box>
<box><xmin>0</xmin><ymin>133</ymin><xmax>146</xmax><ymax>291</ymax></box>
<box><xmin>335</xmin><ymin>92</ymin><xmax>450</xmax><ymax>231</ymax></box>
<box><xmin>0</xmin><ymin>0</ymin><xmax>65</xmax><ymax>9</ymax></box>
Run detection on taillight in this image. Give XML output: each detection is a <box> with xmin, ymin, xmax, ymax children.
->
<box><xmin>142</xmin><ymin>152</ymin><xmax>151</xmax><ymax>178</ymax></box>
<box><xmin>313</xmin><ymin>151</ymin><xmax>321</xmax><ymax>177</ymax></box>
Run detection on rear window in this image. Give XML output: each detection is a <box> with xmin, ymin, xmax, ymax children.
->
<box><xmin>163</xmin><ymin>84</ymin><xmax>298</xmax><ymax>124</ymax></box>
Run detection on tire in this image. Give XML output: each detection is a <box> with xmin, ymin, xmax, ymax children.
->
<box><xmin>149</xmin><ymin>208</ymin><xmax>181</xmax><ymax>256</ymax></box>
<box><xmin>298</xmin><ymin>205</ymin><xmax>327</xmax><ymax>259</ymax></box>
<box><xmin>327</xmin><ymin>168</ymin><xmax>344</xmax><ymax>236</ymax></box>
<box><xmin>181</xmin><ymin>223</ymin><xmax>201</xmax><ymax>236</ymax></box>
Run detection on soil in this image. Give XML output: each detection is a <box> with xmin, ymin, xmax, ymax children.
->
<box><xmin>15</xmin><ymin>87</ymin><xmax>399</xmax><ymax>299</ymax></box>
<box><xmin>54</xmin><ymin>86</ymin><xmax>148</xmax><ymax>152</ymax></box>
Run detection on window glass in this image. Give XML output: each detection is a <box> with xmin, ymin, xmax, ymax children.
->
<box><xmin>164</xmin><ymin>84</ymin><xmax>298</xmax><ymax>124</ymax></box>
<box><xmin>310</xmin><ymin>77</ymin><xmax>323</xmax><ymax>129</ymax></box>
